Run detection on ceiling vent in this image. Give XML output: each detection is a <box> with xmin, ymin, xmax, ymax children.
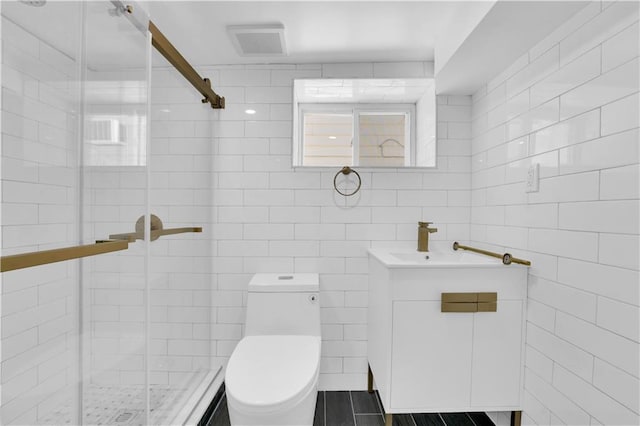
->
<box><xmin>227</xmin><ymin>24</ymin><xmax>287</xmax><ymax>57</ymax></box>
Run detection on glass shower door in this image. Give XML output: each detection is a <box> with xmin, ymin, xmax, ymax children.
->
<box><xmin>1</xmin><ymin>1</ymin><xmax>83</xmax><ymax>424</ymax></box>
<box><xmin>2</xmin><ymin>1</ymin><xmax>215</xmax><ymax>424</ymax></box>
<box><xmin>80</xmin><ymin>1</ymin><xmax>151</xmax><ymax>424</ymax></box>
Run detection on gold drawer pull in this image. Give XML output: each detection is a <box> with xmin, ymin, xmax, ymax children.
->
<box><xmin>477</xmin><ymin>292</ymin><xmax>497</xmax><ymax>303</ymax></box>
<box><xmin>441</xmin><ymin>292</ymin><xmax>497</xmax><ymax>313</ymax></box>
<box><xmin>477</xmin><ymin>301</ymin><xmax>497</xmax><ymax>312</ymax></box>
<box><xmin>442</xmin><ymin>292</ymin><xmax>477</xmax><ymax>303</ymax></box>
<box><xmin>442</xmin><ymin>302</ymin><xmax>478</xmax><ymax>313</ymax></box>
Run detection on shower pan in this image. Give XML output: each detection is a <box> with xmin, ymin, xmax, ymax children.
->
<box><xmin>0</xmin><ymin>1</ymin><xmax>220</xmax><ymax>424</ymax></box>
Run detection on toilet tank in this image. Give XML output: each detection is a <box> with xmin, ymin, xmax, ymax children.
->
<box><xmin>244</xmin><ymin>273</ymin><xmax>320</xmax><ymax>337</ymax></box>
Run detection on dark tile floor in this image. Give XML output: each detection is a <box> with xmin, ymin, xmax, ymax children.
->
<box><xmin>206</xmin><ymin>390</ymin><xmax>495</xmax><ymax>426</ymax></box>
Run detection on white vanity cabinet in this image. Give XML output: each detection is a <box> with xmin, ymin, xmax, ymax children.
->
<box><xmin>367</xmin><ymin>249</ymin><xmax>528</xmax><ymax>415</ymax></box>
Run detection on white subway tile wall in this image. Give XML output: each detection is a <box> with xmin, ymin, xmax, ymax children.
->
<box><xmin>471</xmin><ymin>2</ymin><xmax>639</xmax><ymax>425</ymax></box>
<box><xmin>159</xmin><ymin>61</ymin><xmax>472</xmax><ymax>390</ymax></box>
<box><xmin>1</xmin><ymin>16</ymin><xmax>80</xmax><ymax>425</ymax></box>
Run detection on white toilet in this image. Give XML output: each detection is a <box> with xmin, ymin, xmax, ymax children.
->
<box><xmin>225</xmin><ymin>273</ymin><xmax>321</xmax><ymax>426</ymax></box>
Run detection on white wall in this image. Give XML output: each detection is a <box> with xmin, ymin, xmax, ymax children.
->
<box><xmin>168</xmin><ymin>61</ymin><xmax>472</xmax><ymax>389</ymax></box>
<box><xmin>1</xmin><ymin>15</ymin><xmax>80</xmax><ymax>425</ymax></box>
<box><xmin>469</xmin><ymin>2</ymin><xmax>639</xmax><ymax>425</ymax></box>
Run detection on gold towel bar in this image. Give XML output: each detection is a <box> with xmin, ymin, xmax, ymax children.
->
<box><xmin>453</xmin><ymin>242</ymin><xmax>531</xmax><ymax>266</ymax></box>
<box><xmin>0</xmin><ymin>240</ymin><xmax>129</xmax><ymax>273</ymax></box>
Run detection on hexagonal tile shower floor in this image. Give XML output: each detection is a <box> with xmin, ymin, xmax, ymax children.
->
<box><xmin>40</xmin><ymin>384</ymin><xmax>189</xmax><ymax>425</ymax></box>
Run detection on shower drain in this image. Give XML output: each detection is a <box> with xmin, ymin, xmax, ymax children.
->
<box><xmin>110</xmin><ymin>409</ymin><xmax>142</xmax><ymax>424</ymax></box>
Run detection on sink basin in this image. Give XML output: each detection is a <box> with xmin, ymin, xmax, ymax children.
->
<box><xmin>368</xmin><ymin>247</ymin><xmax>513</xmax><ymax>268</ymax></box>
<box><xmin>390</xmin><ymin>251</ymin><xmax>495</xmax><ymax>265</ymax></box>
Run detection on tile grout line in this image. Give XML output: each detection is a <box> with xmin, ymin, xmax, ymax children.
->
<box><xmin>373</xmin><ymin>390</ymin><xmax>386</xmax><ymax>422</ymax></box>
<box><xmin>372</xmin><ymin>390</ymin><xmax>385</xmax><ymax>424</ymax></box>
<box><xmin>410</xmin><ymin>412</ymin><xmax>418</xmax><ymax>426</ymax></box>
<box><xmin>438</xmin><ymin>412</ymin><xmax>448</xmax><ymax>426</ymax></box>
<box><xmin>323</xmin><ymin>391</ymin><xmax>327</xmax><ymax>426</ymax></box>
<box><xmin>349</xmin><ymin>391</ymin><xmax>357</xmax><ymax>426</ymax></box>
<box><xmin>205</xmin><ymin>391</ymin><xmax>226</xmax><ymax>426</ymax></box>
<box><xmin>350</xmin><ymin>391</ymin><xmax>387</xmax><ymax>425</ymax></box>
<box><xmin>466</xmin><ymin>412</ymin><xmax>478</xmax><ymax>426</ymax></box>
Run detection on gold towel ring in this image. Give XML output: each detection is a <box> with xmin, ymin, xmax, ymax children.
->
<box><xmin>333</xmin><ymin>166</ymin><xmax>361</xmax><ymax>197</ymax></box>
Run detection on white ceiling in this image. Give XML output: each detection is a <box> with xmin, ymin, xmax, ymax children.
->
<box><xmin>1</xmin><ymin>1</ymin><xmax>81</xmax><ymax>57</ymax></box>
<box><xmin>1</xmin><ymin>0</ymin><xmax>590</xmax><ymax>95</ymax></box>
<box><xmin>437</xmin><ymin>0</ymin><xmax>590</xmax><ymax>94</ymax></box>
<box><xmin>146</xmin><ymin>1</ymin><xmax>493</xmax><ymax>66</ymax></box>
<box><xmin>145</xmin><ymin>0</ymin><xmax>590</xmax><ymax>94</ymax></box>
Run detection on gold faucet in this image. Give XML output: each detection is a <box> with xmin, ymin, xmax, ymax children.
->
<box><xmin>417</xmin><ymin>222</ymin><xmax>438</xmax><ymax>252</ymax></box>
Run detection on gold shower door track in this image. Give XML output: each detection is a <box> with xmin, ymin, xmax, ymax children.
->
<box><xmin>148</xmin><ymin>20</ymin><xmax>225</xmax><ymax>109</ymax></box>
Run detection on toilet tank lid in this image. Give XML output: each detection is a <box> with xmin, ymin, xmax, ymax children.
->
<box><xmin>248</xmin><ymin>273</ymin><xmax>319</xmax><ymax>292</ymax></box>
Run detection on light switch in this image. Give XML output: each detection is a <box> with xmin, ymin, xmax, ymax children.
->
<box><xmin>526</xmin><ymin>163</ymin><xmax>539</xmax><ymax>193</ymax></box>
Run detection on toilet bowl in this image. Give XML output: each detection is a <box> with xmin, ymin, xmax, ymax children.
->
<box><xmin>225</xmin><ymin>273</ymin><xmax>321</xmax><ymax>426</ymax></box>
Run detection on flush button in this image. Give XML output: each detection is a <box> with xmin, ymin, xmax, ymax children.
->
<box><xmin>278</xmin><ymin>275</ymin><xmax>294</xmax><ymax>280</ymax></box>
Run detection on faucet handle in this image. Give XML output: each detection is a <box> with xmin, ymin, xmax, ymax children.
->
<box><xmin>418</xmin><ymin>221</ymin><xmax>433</xmax><ymax>227</ymax></box>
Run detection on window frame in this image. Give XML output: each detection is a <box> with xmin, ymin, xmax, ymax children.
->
<box><xmin>296</xmin><ymin>103</ymin><xmax>416</xmax><ymax>167</ymax></box>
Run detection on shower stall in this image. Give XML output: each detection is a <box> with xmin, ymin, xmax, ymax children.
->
<box><xmin>1</xmin><ymin>1</ymin><xmax>220</xmax><ymax>424</ymax></box>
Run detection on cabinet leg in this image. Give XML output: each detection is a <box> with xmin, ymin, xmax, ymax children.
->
<box><xmin>385</xmin><ymin>413</ymin><xmax>393</xmax><ymax>426</ymax></box>
<box><xmin>367</xmin><ymin>364</ymin><xmax>374</xmax><ymax>393</ymax></box>
<box><xmin>510</xmin><ymin>411</ymin><xmax>522</xmax><ymax>426</ymax></box>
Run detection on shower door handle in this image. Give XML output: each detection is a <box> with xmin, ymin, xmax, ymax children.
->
<box><xmin>108</xmin><ymin>214</ymin><xmax>202</xmax><ymax>242</ymax></box>
<box><xmin>109</xmin><ymin>226</ymin><xmax>202</xmax><ymax>242</ymax></box>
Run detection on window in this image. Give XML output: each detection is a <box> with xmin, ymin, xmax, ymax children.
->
<box><xmin>299</xmin><ymin>104</ymin><xmax>414</xmax><ymax>167</ymax></box>
<box><xmin>293</xmin><ymin>79</ymin><xmax>436</xmax><ymax>168</ymax></box>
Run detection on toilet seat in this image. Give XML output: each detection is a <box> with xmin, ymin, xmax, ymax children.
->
<box><xmin>226</xmin><ymin>335</ymin><xmax>321</xmax><ymax>415</ymax></box>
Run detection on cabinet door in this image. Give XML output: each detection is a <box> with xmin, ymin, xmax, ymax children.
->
<box><xmin>471</xmin><ymin>300</ymin><xmax>523</xmax><ymax>407</ymax></box>
<box><xmin>391</xmin><ymin>301</ymin><xmax>473</xmax><ymax>409</ymax></box>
